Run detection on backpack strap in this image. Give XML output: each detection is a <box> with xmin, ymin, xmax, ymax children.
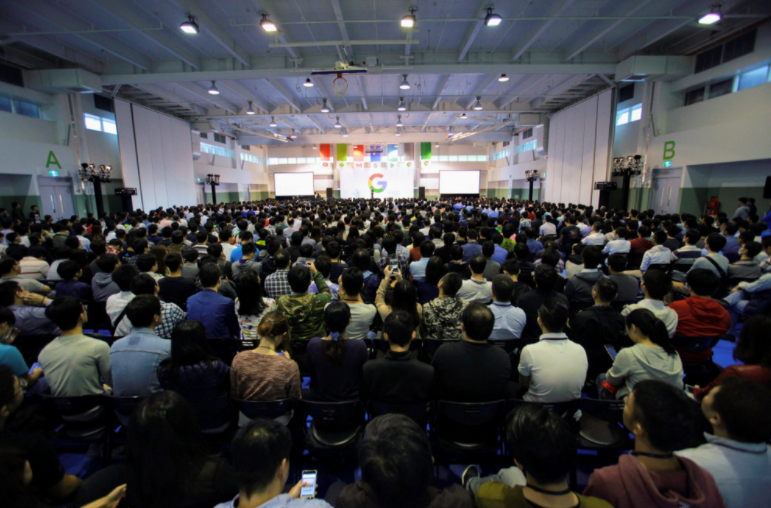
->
<box><xmin>113</xmin><ymin>306</ymin><xmax>129</xmax><ymax>329</ymax></box>
<box><xmin>704</xmin><ymin>256</ymin><xmax>727</xmax><ymax>279</ymax></box>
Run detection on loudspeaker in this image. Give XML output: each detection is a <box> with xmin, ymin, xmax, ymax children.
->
<box><xmin>419</xmin><ymin>186</ymin><xmax>426</xmax><ymax>199</ymax></box>
<box><xmin>326</xmin><ymin>187</ymin><xmax>334</xmax><ymax>200</ymax></box>
<box><xmin>764</xmin><ymin>177</ymin><xmax>771</xmax><ymax>199</ymax></box>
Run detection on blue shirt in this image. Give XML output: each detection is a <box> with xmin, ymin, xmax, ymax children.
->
<box><xmin>0</xmin><ymin>342</ymin><xmax>28</xmax><ymax>376</ymax></box>
<box><xmin>409</xmin><ymin>258</ymin><xmax>430</xmax><ymax>280</ymax></box>
<box><xmin>230</xmin><ymin>245</ymin><xmax>244</xmax><ymax>263</ymax></box>
<box><xmin>187</xmin><ymin>289</ymin><xmax>240</xmax><ymax>339</ymax></box>
<box><xmin>55</xmin><ymin>280</ymin><xmax>93</xmax><ymax>302</ymax></box>
<box><xmin>491</xmin><ymin>245</ymin><xmax>508</xmax><ymax>265</ymax></box>
<box><xmin>488</xmin><ymin>301</ymin><xmax>527</xmax><ymax>340</ymax></box>
<box><xmin>527</xmin><ymin>239</ymin><xmax>544</xmax><ymax>254</ymax></box>
<box><xmin>109</xmin><ymin>328</ymin><xmax>170</xmax><ymax>396</ymax></box>
<box><xmin>461</xmin><ymin>242</ymin><xmax>483</xmax><ymax>263</ymax></box>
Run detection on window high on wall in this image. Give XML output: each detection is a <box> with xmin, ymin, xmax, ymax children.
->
<box><xmin>616</xmin><ymin>104</ymin><xmax>642</xmax><ymax>126</ymax></box>
<box><xmin>84</xmin><ymin>113</ymin><xmax>116</xmax><ymax>134</ymax></box>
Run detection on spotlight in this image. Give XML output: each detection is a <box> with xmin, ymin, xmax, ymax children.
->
<box><xmin>473</xmin><ymin>97</ymin><xmax>483</xmax><ymax>110</ymax></box>
<box><xmin>397</xmin><ymin>98</ymin><xmax>406</xmax><ymax>111</ymax></box>
<box><xmin>401</xmin><ymin>8</ymin><xmax>416</xmax><ymax>28</ymax></box>
<box><xmin>460</xmin><ymin>112</ymin><xmax>467</xmax><ymax>119</ymax></box>
<box><xmin>396</xmin><ymin>115</ymin><xmax>403</xmax><ymax>127</ymax></box>
<box><xmin>303</xmin><ymin>78</ymin><xmax>314</xmax><ymax>88</ymax></box>
<box><xmin>290</xmin><ymin>129</ymin><xmax>297</xmax><ymax>139</ymax></box>
<box><xmin>498</xmin><ymin>74</ymin><xmax>509</xmax><ymax>82</ymax></box>
<box><xmin>435</xmin><ymin>142</ymin><xmax>440</xmax><ymax>148</ymax></box>
<box><xmin>208</xmin><ymin>81</ymin><xmax>219</xmax><ymax>95</ymax></box>
<box><xmin>246</xmin><ymin>102</ymin><xmax>255</xmax><ymax>115</ymax></box>
<box><xmin>313</xmin><ymin>144</ymin><xmax>318</xmax><ymax>149</ymax></box>
<box><xmin>179</xmin><ymin>16</ymin><xmax>199</xmax><ymax>34</ymax></box>
<box><xmin>334</xmin><ymin>117</ymin><xmax>342</xmax><ymax>128</ymax></box>
<box><xmin>269</xmin><ymin>116</ymin><xmax>277</xmax><ymax>127</ymax></box>
<box><xmin>699</xmin><ymin>5</ymin><xmax>722</xmax><ymax>25</ymax></box>
<box><xmin>399</xmin><ymin>75</ymin><xmax>410</xmax><ymax>90</ymax></box>
<box><xmin>260</xmin><ymin>13</ymin><xmax>277</xmax><ymax>32</ymax></box>
<box><xmin>484</xmin><ymin>7</ymin><xmax>502</xmax><ymax>27</ymax></box>
<box><xmin>321</xmin><ymin>99</ymin><xmax>330</xmax><ymax>113</ymax></box>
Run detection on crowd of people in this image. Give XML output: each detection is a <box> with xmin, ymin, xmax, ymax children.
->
<box><xmin>0</xmin><ymin>196</ymin><xmax>770</xmax><ymax>508</ymax></box>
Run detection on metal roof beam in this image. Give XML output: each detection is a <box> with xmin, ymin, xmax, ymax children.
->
<box><xmin>465</xmin><ymin>74</ymin><xmax>498</xmax><ymax>109</ymax></box>
<box><xmin>265</xmin><ymin>79</ymin><xmax>303</xmax><ymax>112</ymax></box>
<box><xmin>457</xmin><ymin>2</ymin><xmax>489</xmax><ymax>61</ymax></box>
<box><xmin>172</xmin><ymin>0</ymin><xmax>251</xmax><ymax>67</ymax></box>
<box><xmin>173</xmin><ymin>82</ymin><xmax>241</xmax><ymax>114</ymax></box>
<box><xmin>134</xmin><ymin>83</ymin><xmax>209</xmax><ymax>115</ymax></box>
<box><xmin>512</xmin><ymin>0</ymin><xmax>575</xmax><ymax>60</ymax></box>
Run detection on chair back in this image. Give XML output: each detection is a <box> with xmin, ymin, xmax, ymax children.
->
<box><xmin>233</xmin><ymin>398</ymin><xmax>294</xmax><ymax>420</ymax></box>
<box><xmin>40</xmin><ymin>394</ymin><xmax>104</xmax><ymax>417</ymax></box>
<box><xmin>367</xmin><ymin>400</ymin><xmax>431</xmax><ymax>424</ymax></box>
<box><xmin>207</xmin><ymin>338</ymin><xmax>239</xmax><ymax>365</ymax></box>
<box><xmin>13</xmin><ymin>334</ymin><xmax>57</xmax><ymax>366</ymax></box>
<box><xmin>506</xmin><ymin>398</ymin><xmax>579</xmax><ymax>421</ymax></box>
<box><xmin>576</xmin><ymin>398</ymin><xmax>633</xmax><ymax>448</ymax></box>
<box><xmin>101</xmin><ymin>394</ymin><xmax>147</xmax><ymax>420</ymax></box>
<box><xmin>646</xmin><ymin>263</ymin><xmax>672</xmax><ymax>273</ymax></box>
<box><xmin>487</xmin><ymin>339</ymin><xmax>520</xmax><ymax>355</ymax></box>
<box><xmin>85</xmin><ymin>300</ymin><xmax>112</xmax><ymax>331</ymax></box>
<box><xmin>300</xmin><ymin>400</ymin><xmax>363</xmax><ymax>425</ymax></box>
<box><xmin>436</xmin><ymin>400</ymin><xmax>505</xmax><ymax>427</ymax></box>
<box><xmin>671</xmin><ymin>335</ymin><xmax>720</xmax><ymax>354</ymax></box>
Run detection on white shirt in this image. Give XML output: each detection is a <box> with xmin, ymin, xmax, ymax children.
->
<box><xmin>622</xmin><ymin>299</ymin><xmax>678</xmax><ymax>338</ymax></box>
<box><xmin>582</xmin><ymin>232</ymin><xmax>606</xmax><ymax>246</ymax></box>
<box><xmin>326</xmin><ymin>302</ymin><xmax>376</xmax><ymax>340</ymax></box>
<box><xmin>18</xmin><ymin>257</ymin><xmax>50</xmax><ymax>280</ymax></box>
<box><xmin>640</xmin><ymin>245</ymin><xmax>672</xmax><ymax>272</ymax></box>
<box><xmin>604</xmin><ymin>239</ymin><xmax>631</xmax><ymax>254</ymax></box>
<box><xmin>677</xmin><ymin>434</ymin><xmax>771</xmax><ymax>508</ymax></box>
<box><xmin>106</xmin><ymin>291</ymin><xmax>136</xmax><ymax>325</ymax></box>
<box><xmin>539</xmin><ymin>222</ymin><xmax>557</xmax><ymax>236</ymax></box>
<box><xmin>456</xmin><ymin>278</ymin><xmax>493</xmax><ymax>304</ymax></box>
<box><xmin>518</xmin><ymin>333</ymin><xmax>588</xmax><ymax>403</ymax></box>
<box><xmin>488</xmin><ymin>301</ymin><xmax>527</xmax><ymax>340</ymax></box>
<box><xmin>221</xmin><ymin>242</ymin><xmax>236</xmax><ymax>260</ymax></box>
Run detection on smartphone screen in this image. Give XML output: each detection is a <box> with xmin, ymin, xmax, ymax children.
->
<box><xmin>29</xmin><ymin>362</ymin><xmax>40</xmax><ymax>375</ymax></box>
<box><xmin>300</xmin><ymin>471</ymin><xmax>317</xmax><ymax>498</ymax></box>
<box><xmin>604</xmin><ymin>345</ymin><xmax>617</xmax><ymax>360</ymax></box>
<box><xmin>390</xmin><ymin>260</ymin><xmax>398</xmax><ymax>269</ymax></box>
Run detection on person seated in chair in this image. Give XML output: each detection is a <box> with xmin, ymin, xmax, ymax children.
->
<box><xmin>456</xmin><ymin>255</ymin><xmax>493</xmax><ymax>304</ymax></box>
<box><xmin>607</xmin><ymin>253</ymin><xmax>639</xmax><ymax>303</ymax></box>
<box><xmin>584</xmin><ymin>380</ymin><xmax>726</xmax><ymax>508</ymax></box>
<box><xmin>186</xmin><ymin>263</ymin><xmax>240</xmax><ymax>339</ymax></box>
<box><xmin>361</xmin><ymin>310</ymin><xmax>434</xmax><ymax>405</ymax></box>
<box><xmin>671</xmin><ymin>230</ymin><xmax>703</xmax><ymax>269</ymax></box>
<box><xmin>622</xmin><ymin>269</ymin><xmax>679</xmax><ymax>338</ymax></box>
<box><xmin>727</xmin><ymin>241</ymin><xmax>762</xmax><ymax>281</ymax></box>
<box><xmin>517</xmin><ymin>298</ymin><xmax>588</xmax><ymax>402</ymax></box>
<box><xmin>517</xmin><ymin>265</ymin><xmax>569</xmax><ymax>346</ymax></box>
<box><xmin>464</xmin><ymin>405</ymin><xmax>612</xmax><ymax>508</ymax></box>
<box><xmin>487</xmin><ymin>275</ymin><xmax>526</xmax><ymax>340</ymax></box>
<box><xmin>632</xmin><ymin>230</ymin><xmax>671</xmax><ymax>276</ymax></box>
<box><xmin>564</xmin><ymin>245</ymin><xmax>606</xmax><ymax>303</ymax></box>
<box><xmin>677</xmin><ymin>377</ymin><xmax>771</xmax><ymax>508</ymax></box>
<box><xmin>668</xmin><ymin>269</ymin><xmax>730</xmax><ymax>364</ymax></box>
<box><xmin>0</xmin><ymin>257</ymin><xmax>51</xmax><ymax>295</ymax></box>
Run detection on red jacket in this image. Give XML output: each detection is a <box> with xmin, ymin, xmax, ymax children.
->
<box><xmin>584</xmin><ymin>454</ymin><xmax>726</xmax><ymax>508</ymax></box>
<box><xmin>630</xmin><ymin>237</ymin><xmax>653</xmax><ymax>254</ymax></box>
<box><xmin>694</xmin><ymin>364</ymin><xmax>771</xmax><ymax>398</ymax></box>
<box><xmin>669</xmin><ymin>297</ymin><xmax>730</xmax><ymax>363</ymax></box>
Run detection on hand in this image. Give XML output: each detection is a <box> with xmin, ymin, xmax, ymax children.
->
<box><xmin>288</xmin><ymin>480</ymin><xmax>312</xmax><ymax>499</ymax></box>
<box><xmin>384</xmin><ymin>265</ymin><xmax>394</xmax><ymax>278</ymax></box>
<box><xmin>21</xmin><ymin>292</ymin><xmax>45</xmax><ymax>306</ymax></box>
<box><xmin>306</xmin><ymin>261</ymin><xmax>317</xmax><ymax>275</ymax></box>
<box><xmin>95</xmin><ymin>484</ymin><xmax>126</xmax><ymax>508</ymax></box>
<box><xmin>30</xmin><ymin>366</ymin><xmax>43</xmax><ymax>381</ymax></box>
<box><xmin>730</xmin><ymin>285</ymin><xmax>741</xmax><ymax>293</ymax></box>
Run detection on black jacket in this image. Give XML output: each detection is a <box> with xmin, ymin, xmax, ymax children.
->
<box><xmin>516</xmin><ymin>288</ymin><xmax>570</xmax><ymax>345</ymax></box>
<box><xmin>361</xmin><ymin>350</ymin><xmax>434</xmax><ymax>404</ymax></box>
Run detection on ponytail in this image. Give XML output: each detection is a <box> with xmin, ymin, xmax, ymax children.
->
<box><xmin>322</xmin><ymin>302</ymin><xmax>351</xmax><ymax>367</ymax></box>
<box><xmin>625</xmin><ymin>309</ymin><xmax>677</xmax><ymax>355</ymax></box>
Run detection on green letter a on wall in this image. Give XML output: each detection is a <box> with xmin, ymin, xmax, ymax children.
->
<box><xmin>663</xmin><ymin>141</ymin><xmax>676</xmax><ymax>161</ymax></box>
<box><xmin>45</xmin><ymin>151</ymin><xmax>62</xmax><ymax>169</ymax></box>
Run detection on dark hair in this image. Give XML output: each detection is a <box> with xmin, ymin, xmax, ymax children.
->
<box><xmin>706</xmin><ymin>232</ymin><xmax>727</xmax><ymax>252</ymax></box>
<box><xmin>44</xmin><ymin>296</ymin><xmax>84</xmax><ymax>330</ymax></box>
<box><xmin>482</xmin><ymin>241</ymin><xmax>494</xmax><ymax>257</ymax></box>
<box><xmin>112</xmin><ymin>264</ymin><xmax>140</xmax><ymax>291</ymax></box>
<box><xmin>287</xmin><ymin>265</ymin><xmax>311</xmax><ymax>293</ymax></box>
<box><xmin>537</xmin><ymin>297</ymin><xmax>569</xmax><ymax>332</ymax></box>
<box><xmin>594</xmin><ymin>278</ymin><xmax>617</xmax><ymax>303</ymax></box>
<box><xmin>183</xmin><ymin>249</ymin><xmax>199</xmax><ymax>263</ymax></box>
<box><xmin>56</xmin><ymin>260</ymin><xmax>82</xmax><ymax>280</ymax></box>
<box><xmin>492</xmin><ymin>274</ymin><xmax>514</xmax><ymax>302</ymax></box>
<box><xmin>129</xmin><ymin>273</ymin><xmax>158</xmax><ymax>296</ymax></box>
<box><xmin>502</xmin><ymin>258</ymin><xmax>519</xmax><ymax>276</ymax></box>
<box><xmin>0</xmin><ymin>306</ymin><xmax>16</xmax><ymax>328</ymax></box>
<box><xmin>642</xmin><ymin>269</ymin><xmax>671</xmax><ymax>299</ymax></box>
<box><xmin>96</xmin><ymin>253</ymin><xmax>120</xmax><ymax>273</ymax></box>
<box><xmin>450</xmin><ymin>244</ymin><xmax>464</xmax><ymax>261</ymax></box>
<box><xmin>652</xmin><ymin>230</ymin><xmax>667</xmax><ymax>245</ymax></box>
<box><xmin>423</xmin><ymin>256</ymin><xmax>445</xmax><ymax>285</ymax></box>
<box><xmin>241</xmin><ymin>242</ymin><xmax>257</xmax><ymax>257</ymax></box>
<box><xmin>419</xmin><ymin>240</ymin><xmax>435</xmax><ymax>258</ymax></box>
<box><xmin>231</xmin><ymin>418</ymin><xmax>293</xmax><ymax>497</ymax></box>
<box><xmin>581</xmin><ymin>245</ymin><xmax>602</xmax><ymax>269</ymax></box>
<box><xmin>136</xmin><ymin>254</ymin><xmax>157</xmax><ymax>273</ymax></box>
<box><xmin>506</xmin><ymin>405</ymin><xmax>576</xmax><ymax>484</ymax></box>
<box><xmin>685</xmin><ymin>268</ymin><xmax>719</xmax><ymax>297</ymax></box>
<box><xmin>160</xmin><ymin>321</ymin><xmax>215</xmax><ymax>381</ymax></box>
<box><xmin>234</xmin><ymin>271</ymin><xmax>267</xmax><ymax>318</ymax></box>
<box><xmin>127</xmin><ymin>391</ymin><xmax>211</xmax><ymax>508</ymax></box>
<box><xmin>625</xmin><ymin>309</ymin><xmax>676</xmax><ymax>354</ymax></box>
<box><xmin>469</xmin><ymin>254</ymin><xmax>486</xmax><ymax>275</ymax></box>
<box><xmin>383</xmin><ymin>310</ymin><xmax>414</xmax><ymax>348</ymax></box>
<box><xmin>0</xmin><ymin>282</ymin><xmax>20</xmax><ymax>308</ymax></box>
<box><xmin>322</xmin><ymin>301</ymin><xmax>351</xmax><ymax>367</ymax></box>
<box><xmin>534</xmin><ymin>263</ymin><xmax>557</xmax><ymax>290</ymax></box>
<box><xmin>734</xmin><ymin>314</ymin><xmax>771</xmax><ymax>367</ymax></box>
<box><xmin>391</xmin><ymin>280</ymin><xmax>420</xmax><ymax>325</ymax></box>
<box><xmin>198</xmin><ymin>263</ymin><xmax>221</xmax><ymax>288</ymax></box>
<box><xmin>630</xmin><ymin>380</ymin><xmax>698</xmax><ymax>452</ymax></box>
<box><xmin>608</xmin><ymin>253</ymin><xmax>627</xmax><ymax>272</ymax></box>
<box><xmin>710</xmin><ymin>377</ymin><xmax>771</xmax><ymax>443</ymax></box>
<box><xmin>341</xmin><ymin>267</ymin><xmax>364</xmax><ymax>296</ymax></box>
<box><xmin>164</xmin><ymin>252</ymin><xmax>183</xmax><ymax>272</ymax></box>
<box><xmin>461</xmin><ymin>302</ymin><xmax>494</xmax><ymax>341</ymax></box>
<box><xmin>125</xmin><ymin>295</ymin><xmax>161</xmax><ymax>328</ymax></box>
<box><xmin>440</xmin><ymin>272</ymin><xmax>462</xmax><ymax>297</ymax></box>
<box><xmin>274</xmin><ymin>250</ymin><xmax>290</xmax><ymax>269</ymax></box>
<box><xmin>0</xmin><ymin>258</ymin><xmax>18</xmax><ymax>276</ymax></box>
<box><xmin>358</xmin><ymin>421</ymin><xmax>433</xmax><ymax>508</ymax></box>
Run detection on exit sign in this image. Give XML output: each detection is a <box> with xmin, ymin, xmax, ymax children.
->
<box><xmin>663</xmin><ymin>161</ymin><xmax>672</xmax><ymax>168</ymax></box>
<box><xmin>48</xmin><ymin>170</ymin><xmax>59</xmax><ymax>177</ymax></box>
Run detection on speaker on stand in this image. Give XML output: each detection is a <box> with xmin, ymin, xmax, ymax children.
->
<box><xmin>418</xmin><ymin>186</ymin><xmax>426</xmax><ymax>199</ymax></box>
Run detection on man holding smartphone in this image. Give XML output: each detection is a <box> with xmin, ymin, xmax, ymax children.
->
<box><xmin>215</xmin><ymin>418</ymin><xmax>332</xmax><ymax>508</ymax></box>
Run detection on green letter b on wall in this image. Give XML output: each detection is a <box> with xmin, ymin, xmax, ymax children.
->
<box><xmin>663</xmin><ymin>141</ymin><xmax>675</xmax><ymax>161</ymax></box>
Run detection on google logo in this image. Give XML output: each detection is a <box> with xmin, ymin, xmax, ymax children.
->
<box><xmin>368</xmin><ymin>173</ymin><xmax>387</xmax><ymax>193</ymax></box>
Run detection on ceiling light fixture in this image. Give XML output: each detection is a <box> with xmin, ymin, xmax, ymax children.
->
<box><xmin>208</xmin><ymin>81</ymin><xmax>219</xmax><ymax>95</ymax></box>
<box><xmin>303</xmin><ymin>78</ymin><xmax>314</xmax><ymax>88</ymax></box>
<box><xmin>399</xmin><ymin>75</ymin><xmax>410</xmax><ymax>90</ymax></box>
<box><xmin>473</xmin><ymin>97</ymin><xmax>483</xmax><ymax>110</ymax></box>
<box><xmin>320</xmin><ymin>99</ymin><xmax>330</xmax><ymax>113</ymax></box>
<box><xmin>397</xmin><ymin>98</ymin><xmax>406</xmax><ymax>111</ymax></box>
<box><xmin>484</xmin><ymin>7</ymin><xmax>503</xmax><ymax>27</ymax></box>
<box><xmin>179</xmin><ymin>16</ymin><xmax>199</xmax><ymax>34</ymax></box>
<box><xmin>396</xmin><ymin>115</ymin><xmax>403</xmax><ymax>127</ymax></box>
<box><xmin>498</xmin><ymin>74</ymin><xmax>509</xmax><ymax>82</ymax></box>
<box><xmin>401</xmin><ymin>8</ymin><xmax>416</xmax><ymax>28</ymax></box>
<box><xmin>260</xmin><ymin>13</ymin><xmax>277</xmax><ymax>32</ymax></box>
<box><xmin>334</xmin><ymin>117</ymin><xmax>342</xmax><ymax>128</ymax></box>
<box><xmin>395</xmin><ymin>129</ymin><xmax>401</xmax><ymax>137</ymax></box>
<box><xmin>290</xmin><ymin>129</ymin><xmax>297</xmax><ymax>139</ymax></box>
<box><xmin>313</xmin><ymin>144</ymin><xmax>318</xmax><ymax>149</ymax></box>
<box><xmin>269</xmin><ymin>116</ymin><xmax>277</xmax><ymax>127</ymax></box>
<box><xmin>246</xmin><ymin>101</ymin><xmax>255</xmax><ymax>115</ymax></box>
<box><xmin>460</xmin><ymin>112</ymin><xmax>467</xmax><ymax>119</ymax></box>
<box><xmin>698</xmin><ymin>5</ymin><xmax>722</xmax><ymax>25</ymax></box>
<box><xmin>342</xmin><ymin>128</ymin><xmax>349</xmax><ymax>137</ymax></box>
<box><xmin>435</xmin><ymin>142</ymin><xmax>440</xmax><ymax>148</ymax></box>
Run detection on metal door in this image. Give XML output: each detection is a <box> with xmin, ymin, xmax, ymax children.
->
<box><xmin>651</xmin><ymin>176</ymin><xmax>681</xmax><ymax>215</ymax></box>
<box><xmin>38</xmin><ymin>178</ymin><xmax>76</xmax><ymax>221</ymax></box>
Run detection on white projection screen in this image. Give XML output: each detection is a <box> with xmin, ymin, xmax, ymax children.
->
<box><xmin>274</xmin><ymin>172</ymin><xmax>314</xmax><ymax>197</ymax></box>
<box><xmin>439</xmin><ymin>170</ymin><xmax>481</xmax><ymax>195</ymax></box>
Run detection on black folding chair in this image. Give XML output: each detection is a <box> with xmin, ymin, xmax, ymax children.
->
<box><xmin>366</xmin><ymin>400</ymin><xmax>432</xmax><ymax>427</ymax></box>
<box><xmin>299</xmin><ymin>400</ymin><xmax>365</xmax><ymax>461</ymax></box>
<box><xmin>672</xmin><ymin>335</ymin><xmax>722</xmax><ymax>386</ymax></box>
<box><xmin>431</xmin><ymin>400</ymin><xmax>506</xmax><ymax>466</ymax></box>
<box><xmin>232</xmin><ymin>398</ymin><xmax>295</xmax><ymax>422</ymax></box>
<box><xmin>39</xmin><ymin>394</ymin><xmax>113</xmax><ymax>459</ymax></box>
<box><xmin>101</xmin><ymin>394</ymin><xmax>147</xmax><ymax>464</ymax></box>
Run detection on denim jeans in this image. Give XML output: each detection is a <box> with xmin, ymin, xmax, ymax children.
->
<box><xmin>724</xmin><ymin>290</ymin><xmax>749</xmax><ymax>336</ymax></box>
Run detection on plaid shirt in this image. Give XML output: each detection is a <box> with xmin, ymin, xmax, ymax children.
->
<box><xmin>115</xmin><ymin>301</ymin><xmax>186</xmax><ymax>339</ymax></box>
<box><xmin>377</xmin><ymin>250</ymin><xmax>410</xmax><ymax>275</ymax></box>
<box><xmin>396</xmin><ymin>243</ymin><xmax>410</xmax><ymax>258</ymax></box>
<box><xmin>264</xmin><ymin>269</ymin><xmax>292</xmax><ymax>299</ymax></box>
